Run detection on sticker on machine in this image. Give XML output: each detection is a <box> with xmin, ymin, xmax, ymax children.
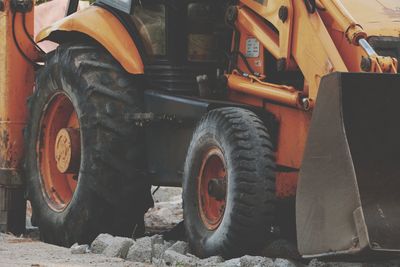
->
<box><xmin>245</xmin><ymin>38</ymin><xmax>260</xmax><ymax>58</ymax></box>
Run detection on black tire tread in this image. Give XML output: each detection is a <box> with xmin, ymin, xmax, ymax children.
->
<box><xmin>25</xmin><ymin>42</ymin><xmax>152</xmax><ymax>246</ymax></box>
<box><xmin>183</xmin><ymin>107</ymin><xmax>276</xmax><ymax>258</ymax></box>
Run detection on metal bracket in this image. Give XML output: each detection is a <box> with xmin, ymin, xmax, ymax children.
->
<box><xmin>10</xmin><ymin>0</ymin><xmax>33</xmax><ymax>13</ymax></box>
<box><xmin>0</xmin><ymin>170</ymin><xmax>23</xmax><ymax>186</ymax></box>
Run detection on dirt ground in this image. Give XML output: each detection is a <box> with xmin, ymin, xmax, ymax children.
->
<box><xmin>2</xmin><ymin>187</ymin><xmax>400</xmax><ymax>267</ymax></box>
<box><xmin>0</xmin><ymin>187</ymin><xmax>181</xmax><ymax>267</ymax></box>
<box><xmin>0</xmin><ymin>234</ymin><xmax>149</xmax><ymax>267</ymax></box>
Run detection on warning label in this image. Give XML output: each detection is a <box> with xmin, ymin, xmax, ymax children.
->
<box><xmin>245</xmin><ymin>38</ymin><xmax>260</xmax><ymax>58</ymax></box>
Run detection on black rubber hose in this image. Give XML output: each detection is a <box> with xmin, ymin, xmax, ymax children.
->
<box><xmin>304</xmin><ymin>0</ymin><xmax>317</xmax><ymax>13</ymax></box>
<box><xmin>22</xmin><ymin>13</ymin><xmax>46</xmax><ymax>55</ymax></box>
<box><xmin>11</xmin><ymin>12</ymin><xmax>41</xmax><ymax>69</ymax></box>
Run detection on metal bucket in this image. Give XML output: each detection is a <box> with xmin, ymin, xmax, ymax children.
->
<box><xmin>297</xmin><ymin>72</ymin><xmax>400</xmax><ymax>257</ymax></box>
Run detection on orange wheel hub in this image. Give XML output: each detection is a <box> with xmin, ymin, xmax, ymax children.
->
<box><xmin>198</xmin><ymin>147</ymin><xmax>227</xmax><ymax>230</ymax></box>
<box><xmin>55</xmin><ymin>128</ymin><xmax>80</xmax><ymax>174</ymax></box>
<box><xmin>38</xmin><ymin>93</ymin><xmax>81</xmax><ymax>211</ymax></box>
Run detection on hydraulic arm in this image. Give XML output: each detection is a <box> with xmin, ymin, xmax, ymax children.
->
<box><xmin>318</xmin><ymin>0</ymin><xmax>398</xmax><ymax>73</ymax></box>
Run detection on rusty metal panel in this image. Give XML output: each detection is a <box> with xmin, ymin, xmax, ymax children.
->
<box><xmin>0</xmin><ymin>0</ymin><xmax>35</xmax><ymax>234</ymax></box>
<box><xmin>297</xmin><ymin>72</ymin><xmax>400</xmax><ymax>257</ymax></box>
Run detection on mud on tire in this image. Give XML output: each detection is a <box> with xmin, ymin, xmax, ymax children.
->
<box><xmin>24</xmin><ymin>42</ymin><xmax>153</xmax><ymax>246</ymax></box>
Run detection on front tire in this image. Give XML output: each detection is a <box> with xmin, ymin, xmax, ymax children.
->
<box><xmin>25</xmin><ymin>43</ymin><xmax>152</xmax><ymax>246</ymax></box>
<box><xmin>183</xmin><ymin>107</ymin><xmax>276</xmax><ymax>258</ymax></box>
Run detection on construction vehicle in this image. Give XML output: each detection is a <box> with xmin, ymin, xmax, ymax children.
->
<box><xmin>0</xmin><ymin>0</ymin><xmax>400</xmax><ymax>259</ymax></box>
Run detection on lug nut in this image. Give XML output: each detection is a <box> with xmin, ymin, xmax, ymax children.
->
<box><xmin>279</xmin><ymin>6</ymin><xmax>289</xmax><ymax>22</ymax></box>
<box><xmin>225</xmin><ymin>6</ymin><xmax>238</xmax><ymax>26</ymax></box>
<box><xmin>361</xmin><ymin>56</ymin><xmax>372</xmax><ymax>72</ymax></box>
<box><xmin>302</xmin><ymin>98</ymin><xmax>311</xmax><ymax>111</ymax></box>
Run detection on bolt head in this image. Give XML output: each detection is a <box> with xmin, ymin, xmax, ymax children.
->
<box><xmin>225</xmin><ymin>6</ymin><xmax>238</xmax><ymax>25</ymax></box>
<box><xmin>302</xmin><ymin>98</ymin><xmax>311</xmax><ymax>111</ymax></box>
<box><xmin>10</xmin><ymin>0</ymin><xmax>33</xmax><ymax>12</ymax></box>
<box><xmin>279</xmin><ymin>6</ymin><xmax>289</xmax><ymax>22</ymax></box>
<box><xmin>361</xmin><ymin>56</ymin><xmax>372</xmax><ymax>72</ymax></box>
<box><xmin>277</xmin><ymin>58</ymin><xmax>287</xmax><ymax>72</ymax></box>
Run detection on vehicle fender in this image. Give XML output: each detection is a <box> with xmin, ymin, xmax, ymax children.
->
<box><xmin>36</xmin><ymin>6</ymin><xmax>144</xmax><ymax>74</ymax></box>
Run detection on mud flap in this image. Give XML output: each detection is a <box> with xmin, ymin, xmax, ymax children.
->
<box><xmin>297</xmin><ymin>72</ymin><xmax>400</xmax><ymax>257</ymax></box>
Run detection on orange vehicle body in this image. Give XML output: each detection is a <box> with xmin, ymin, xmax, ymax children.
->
<box><xmin>34</xmin><ymin>0</ymin><xmax>399</xmax><ymax>199</ymax></box>
<box><xmin>0</xmin><ymin>6</ymin><xmax>35</xmax><ymax>182</ymax></box>
<box><xmin>36</xmin><ymin>6</ymin><xmax>144</xmax><ymax>74</ymax></box>
<box><xmin>1</xmin><ymin>0</ymin><xmax>399</xmax><ymax>257</ymax></box>
<box><xmin>226</xmin><ymin>0</ymin><xmax>399</xmax><ymax>198</ymax></box>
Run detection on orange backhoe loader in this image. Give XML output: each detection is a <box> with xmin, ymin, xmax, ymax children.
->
<box><xmin>0</xmin><ymin>0</ymin><xmax>400</xmax><ymax>259</ymax></box>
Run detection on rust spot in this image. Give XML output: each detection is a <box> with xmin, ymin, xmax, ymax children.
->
<box><xmin>276</xmin><ymin>172</ymin><xmax>298</xmax><ymax>198</ymax></box>
<box><xmin>0</xmin><ymin>128</ymin><xmax>12</xmax><ymax>167</ymax></box>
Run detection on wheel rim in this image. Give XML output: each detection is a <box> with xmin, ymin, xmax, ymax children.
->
<box><xmin>37</xmin><ymin>93</ymin><xmax>81</xmax><ymax>211</ymax></box>
<box><xmin>198</xmin><ymin>147</ymin><xmax>227</xmax><ymax>230</ymax></box>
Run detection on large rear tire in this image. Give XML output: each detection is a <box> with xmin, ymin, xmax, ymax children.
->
<box><xmin>24</xmin><ymin>43</ymin><xmax>153</xmax><ymax>246</ymax></box>
<box><xmin>183</xmin><ymin>107</ymin><xmax>276</xmax><ymax>258</ymax></box>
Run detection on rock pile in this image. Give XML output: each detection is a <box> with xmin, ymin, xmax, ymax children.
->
<box><xmin>66</xmin><ymin>186</ymin><xmax>400</xmax><ymax>267</ymax></box>
<box><xmin>72</xmin><ymin>233</ymin><xmax>303</xmax><ymax>266</ymax></box>
<box><xmin>145</xmin><ymin>194</ymin><xmax>184</xmax><ymax>233</ymax></box>
<box><xmin>70</xmin><ymin>233</ymin><xmax>400</xmax><ymax>267</ymax></box>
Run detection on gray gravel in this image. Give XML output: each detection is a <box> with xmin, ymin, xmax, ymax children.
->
<box><xmin>126</xmin><ymin>237</ymin><xmax>152</xmax><ymax>263</ymax></box>
<box><xmin>103</xmin><ymin>237</ymin><xmax>134</xmax><ymax>258</ymax></box>
<box><xmin>2</xmin><ymin>187</ymin><xmax>400</xmax><ymax>266</ymax></box>
<box><xmin>145</xmin><ymin>187</ymin><xmax>183</xmax><ymax>233</ymax></box>
<box><xmin>0</xmin><ymin>233</ymin><xmax>149</xmax><ymax>267</ymax></box>
<box><xmin>70</xmin><ymin>243</ymin><xmax>90</xmax><ymax>254</ymax></box>
<box><xmin>91</xmin><ymin>233</ymin><xmax>115</xmax><ymax>254</ymax></box>
<box><xmin>86</xmin><ymin>233</ymin><xmax>400</xmax><ymax>267</ymax></box>
<box><xmin>167</xmin><ymin>240</ymin><xmax>189</xmax><ymax>255</ymax></box>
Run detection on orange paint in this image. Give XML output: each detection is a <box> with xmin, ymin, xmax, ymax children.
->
<box><xmin>227</xmin><ymin>74</ymin><xmax>302</xmax><ymax>108</ymax></box>
<box><xmin>0</xmin><ymin>4</ymin><xmax>35</xmax><ymax>185</ymax></box>
<box><xmin>36</xmin><ymin>6</ymin><xmax>144</xmax><ymax>74</ymax></box>
<box><xmin>228</xmin><ymin>90</ymin><xmax>264</xmax><ymax>108</ymax></box>
<box><xmin>276</xmin><ymin>172</ymin><xmax>298</xmax><ymax>198</ymax></box>
<box><xmin>29</xmin><ymin>0</ymin><xmax>400</xmax><ymax>205</ymax></box>
<box><xmin>38</xmin><ymin>93</ymin><xmax>79</xmax><ymax>211</ymax></box>
<box><xmin>228</xmin><ymin>81</ymin><xmax>311</xmax><ymax>198</ymax></box>
<box><xmin>266</xmin><ymin>103</ymin><xmax>311</xmax><ymax>169</ymax></box>
<box><xmin>226</xmin><ymin>0</ymin><xmax>397</xmax><ymax>200</ymax></box>
<box><xmin>197</xmin><ymin>147</ymin><xmax>227</xmax><ymax>231</ymax></box>
<box><xmin>236</xmin><ymin>6</ymin><xmax>279</xmax><ymax>60</ymax></box>
<box><xmin>236</xmin><ymin>30</ymin><xmax>265</xmax><ymax>76</ymax></box>
<box><xmin>228</xmin><ymin>91</ymin><xmax>310</xmax><ymax>171</ymax></box>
